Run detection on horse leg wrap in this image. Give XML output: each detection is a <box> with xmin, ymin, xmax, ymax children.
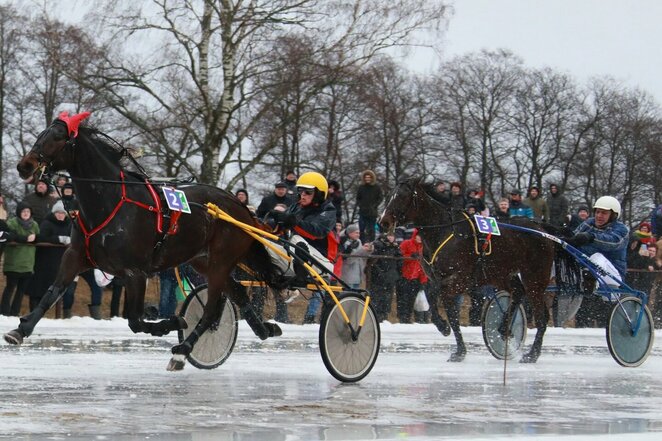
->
<box><xmin>152</xmin><ymin>316</ymin><xmax>188</xmax><ymax>336</ymax></box>
<box><xmin>10</xmin><ymin>285</ymin><xmax>64</xmax><ymax>342</ymax></box>
<box><xmin>240</xmin><ymin>305</ymin><xmax>270</xmax><ymax>340</ymax></box>
<box><xmin>171</xmin><ymin>340</ymin><xmax>193</xmax><ymax>356</ymax></box>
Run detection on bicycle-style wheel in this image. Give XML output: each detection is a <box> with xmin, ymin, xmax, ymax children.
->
<box><xmin>606</xmin><ymin>296</ymin><xmax>654</xmax><ymax>367</ymax></box>
<box><xmin>178</xmin><ymin>284</ymin><xmax>238</xmax><ymax>369</ymax></box>
<box><xmin>319</xmin><ymin>293</ymin><xmax>380</xmax><ymax>383</ymax></box>
<box><xmin>481</xmin><ymin>290</ymin><xmax>527</xmax><ymax>360</ymax></box>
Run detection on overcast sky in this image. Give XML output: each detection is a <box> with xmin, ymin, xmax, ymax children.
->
<box><xmin>410</xmin><ymin>0</ymin><xmax>662</xmax><ymax>103</ymax></box>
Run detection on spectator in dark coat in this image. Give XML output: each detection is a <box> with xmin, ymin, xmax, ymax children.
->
<box><xmin>283</xmin><ymin>170</ymin><xmax>297</xmax><ymax>198</ymax></box>
<box><xmin>566</xmin><ymin>205</ymin><xmax>590</xmax><ymax>231</ymax></box>
<box><xmin>21</xmin><ymin>178</ymin><xmax>56</xmax><ymax>225</ymax></box>
<box><xmin>369</xmin><ymin>232</ymin><xmax>402</xmax><ymax>322</ymax></box>
<box><xmin>29</xmin><ymin>201</ymin><xmax>72</xmax><ymax>313</ymax></box>
<box><xmin>449</xmin><ymin>182</ymin><xmax>466</xmax><ymax>210</ymax></box>
<box><xmin>255</xmin><ymin>182</ymin><xmax>294</xmax><ymax>219</ymax></box>
<box><xmin>651</xmin><ymin>203</ymin><xmax>662</xmax><ymax>239</ymax></box>
<box><xmin>466</xmin><ymin>188</ymin><xmax>486</xmax><ymax>214</ymax></box>
<box><xmin>327</xmin><ymin>179</ymin><xmax>344</xmax><ymax>223</ymax></box>
<box><xmin>547</xmin><ymin>183</ymin><xmax>570</xmax><ymax>227</ymax></box>
<box><xmin>434</xmin><ymin>180</ymin><xmax>450</xmax><ymax>200</ymax></box>
<box><xmin>627</xmin><ymin>239</ymin><xmax>659</xmax><ymax>297</ymax></box>
<box><xmin>356</xmin><ymin>170</ymin><xmax>383</xmax><ymax>243</ymax></box>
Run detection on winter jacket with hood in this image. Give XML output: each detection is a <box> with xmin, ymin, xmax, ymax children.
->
<box><xmin>356</xmin><ymin>170</ymin><xmax>383</xmax><ymax>218</ymax></box>
<box><xmin>399</xmin><ymin>228</ymin><xmax>428</xmax><ymax>283</ymax></box>
<box><xmin>547</xmin><ymin>185</ymin><xmax>570</xmax><ymax>226</ymax></box>
<box><xmin>524</xmin><ymin>188</ymin><xmax>549</xmax><ymax>221</ymax></box>
<box><xmin>3</xmin><ymin>202</ymin><xmax>40</xmax><ymax>274</ymax></box>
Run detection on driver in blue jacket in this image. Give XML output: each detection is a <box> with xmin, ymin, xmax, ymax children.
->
<box><xmin>567</xmin><ymin>196</ymin><xmax>629</xmax><ymax>285</ymax></box>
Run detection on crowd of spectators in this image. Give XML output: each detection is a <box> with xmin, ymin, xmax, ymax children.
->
<box><xmin>1</xmin><ymin>170</ymin><xmax>661</xmax><ymax>329</ymax></box>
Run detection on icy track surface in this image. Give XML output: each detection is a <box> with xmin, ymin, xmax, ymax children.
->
<box><xmin>1</xmin><ymin>316</ymin><xmax>661</xmax><ymax>441</ymax></box>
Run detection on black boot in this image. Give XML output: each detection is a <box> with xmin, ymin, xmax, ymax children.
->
<box><xmin>88</xmin><ymin>304</ymin><xmax>102</xmax><ymax>320</ymax></box>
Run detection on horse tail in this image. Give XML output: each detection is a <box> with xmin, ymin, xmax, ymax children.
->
<box><xmin>242</xmin><ymin>239</ymin><xmax>282</xmax><ymax>287</ymax></box>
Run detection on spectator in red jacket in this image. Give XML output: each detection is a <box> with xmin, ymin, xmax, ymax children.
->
<box><xmin>396</xmin><ymin>228</ymin><xmax>428</xmax><ymax>323</ymax></box>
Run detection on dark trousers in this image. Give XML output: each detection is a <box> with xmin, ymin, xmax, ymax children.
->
<box><xmin>274</xmin><ymin>293</ymin><xmax>289</xmax><ymax>323</ymax></box>
<box><xmin>1</xmin><ymin>272</ymin><xmax>32</xmax><ymax>316</ymax></box>
<box><xmin>371</xmin><ymin>282</ymin><xmax>396</xmax><ymax>322</ymax></box>
<box><xmin>575</xmin><ymin>295</ymin><xmax>610</xmax><ymax>328</ymax></box>
<box><xmin>397</xmin><ymin>279</ymin><xmax>421</xmax><ymax>323</ymax></box>
<box><xmin>359</xmin><ymin>215</ymin><xmax>377</xmax><ymax>243</ymax></box>
<box><xmin>79</xmin><ymin>270</ymin><xmax>103</xmax><ymax>306</ymax></box>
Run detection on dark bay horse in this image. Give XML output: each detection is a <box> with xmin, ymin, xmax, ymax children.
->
<box><xmin>10</xmin><ymin>111</ymin><xmax>282</xmax><ymax>370</ymax></box>
<box><xmin>380</xmin><ymin>177</ymin><xmax>556</xmax><ymax>363</ymax></box>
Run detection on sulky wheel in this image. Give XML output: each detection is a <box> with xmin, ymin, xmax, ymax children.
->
<box><xmin>319</xmin><ymin>293</ymin><xmax>380</xmax><ymax>383</ymax></box>
<box><xmin>481</xmin><ymin>290</ymin><xmax>527</xmax><ymax>360</ymax></box>
<box><xmin>178</xmin><ymin>284</ymin><xmax>238</xmax><ymax>369</ymax></box>
<box><xmin>606</xmin><ymin>296</ymin><xmax>654</xmax><ymax>367</ymax></box>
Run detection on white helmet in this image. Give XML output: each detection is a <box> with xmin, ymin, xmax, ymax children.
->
<box><xmin>593</xmin><ymin>196</ymin><xmax>621</xmax><ymax>218</ymax></box>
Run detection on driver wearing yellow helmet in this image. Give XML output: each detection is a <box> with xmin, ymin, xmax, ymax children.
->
<box><xmin>269</xmin><ymin>171</ymin><xmax>338</xmax><ymax>323</ymax></box>
<box><xmin>269</xmin><ymin>171</ymin><xmax>338</xmax><ymax>279</ymax></box>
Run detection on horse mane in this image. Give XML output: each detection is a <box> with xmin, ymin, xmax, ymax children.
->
<box><xmin>78</xmin><ymin>126</ymin><xmax>149</xmax><ymax>178</ymax></box>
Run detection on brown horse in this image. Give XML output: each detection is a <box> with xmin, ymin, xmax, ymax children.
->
<box><xmin>9</xmin><ymin>112</ymin><xmax>283</xmax><ymax>370</ymax></box>
<box><xmin>380</xmin><ymin>177</ymin><xmax>556</xmax><ymax>362</ymax></box>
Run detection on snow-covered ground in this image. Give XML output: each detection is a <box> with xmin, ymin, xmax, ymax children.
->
<box><xmin>1</xmin><ymin>316</ymin><xmax>661</xmax><ymax>441</ymax></box>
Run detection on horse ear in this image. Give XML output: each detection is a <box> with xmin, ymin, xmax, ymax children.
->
<box><xmin>58</xmin><ymin>111</ymin><xmax>91</xmax><ymax>138</ymax></box>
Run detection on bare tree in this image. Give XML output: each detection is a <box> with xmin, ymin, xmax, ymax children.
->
<box><xmin>57</xmin><ymin>0</ymin><xmax>448</xmax><ymax>186</ymax></box>
<box><xmin>0</xmin><ymin>4</ymin><xmax>25</xmax><ymax>191</ymax></box>
<box><xmin>429</xmin><ymin>50</ymin><xmax>522</xmax><ymax>203</ymax></box>
<box><xmin>510</xmin><ymin>67</ymin><xmax>581</xmax><ymax>189</ymax></box>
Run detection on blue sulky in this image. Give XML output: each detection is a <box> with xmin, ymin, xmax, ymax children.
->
<box><xmin>498</xmin><ymin>222</ymin><xmax>653</xmax><ymax>367</ymax></box>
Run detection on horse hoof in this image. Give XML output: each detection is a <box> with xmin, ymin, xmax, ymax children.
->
<box><xmin>167</xmin><ymin>354</ymin><xmax>186</xmax><ymax>371</ymax></box>
<box><xmin>520</xmin><ymin>354</ymin><xmax>539</xmax><ymax>364</ymax></box>
<box><xmin>265</xmin><ymin>322</ymin><xmax>282</xmax><ymax>338</ymax></box>
<box><xmin>448</xmin><ymin>352</ymin><xmax>466</xmax><ymax>363</ymax></box>
<box><xmin>4</xmin><ymin>329</ymin><xmax>24</xmax><ymax>345</ymax></box>
<box><xmin>436</xmin><ymin>322</ymin><xmax>451</xmax><ymax>337</ymax></box>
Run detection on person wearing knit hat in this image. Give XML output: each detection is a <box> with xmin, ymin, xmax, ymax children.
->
<box><xmin>234</xmin><ymin>188</ymin><xmax>256</xmax><ymax>215</ymax></box>
<box><xmin>1</xmin><ymin>201</ymin><xmax>39</xmax><ymax>316</ymax></box>
<box><xmin>30</xmin><ymin>197</ymin><xmax>74</xmax><ymax>315</ymax></box>
<box><xmin>51</xmin><ymin>200</ymin><xmax>66</xmax><ymax>214</ymax></box>
<box><xmin>21</xmin><ymin>178</ymin><xmax>56</xmax><ymax>225</ymax></box>
<box><xmin>340</xmin><ymin>223</ymin><xmax>371</xmax><ymax>289</ymax></box>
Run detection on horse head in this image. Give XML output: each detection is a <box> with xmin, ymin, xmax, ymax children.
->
<box><xmin>379</xmin><ymin>176</ymin><xmax>430</xmax><ymax>233</ymax></box>
<box><xmin>17</xmin><ymin>111</ymin><xmax>91</xmax><ymax>183</ymax></box>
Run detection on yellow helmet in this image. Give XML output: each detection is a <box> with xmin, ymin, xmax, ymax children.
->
<box><xmin>296</xmin><ymin>171</ymin><xmax>328</xmax><ymax>199</ymax></box>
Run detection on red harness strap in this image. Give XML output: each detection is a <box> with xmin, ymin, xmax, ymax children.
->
<box><xmin>77</xmin><ymin>171</ymin><xmax>164</xmax><ymax>267</ymax></box>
